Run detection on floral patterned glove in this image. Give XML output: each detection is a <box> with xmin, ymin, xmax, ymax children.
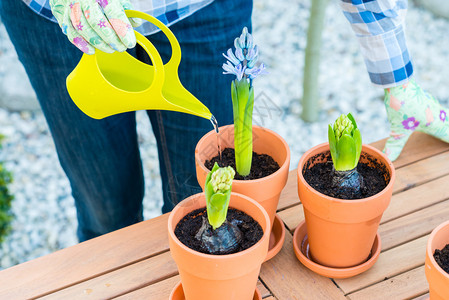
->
<box><xmin>384</xmin><ymin>78</ymin><xmax>449</xmax><ymax>161</ymax></box>
<box><xmin>50</xmin><ymin>0</ymin><xmax>138</xmax><ymax>54</ymax></box>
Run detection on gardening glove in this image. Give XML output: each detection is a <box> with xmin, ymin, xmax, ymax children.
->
<box><xmin>383</xmin><ymin>78</ymin><xmax>449</xmax><ymax>161</ymax></box>
<box><xmin>50</xmin><ymin>0</ymin><xmax>139</xmax><ymax>55</ymax></box>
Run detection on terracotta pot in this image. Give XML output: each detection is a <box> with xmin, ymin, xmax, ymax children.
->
<box><xmin>297</xmin><ymin>143</ymin><xmax>395</xmax><ymax>268</ymax></box>
<box><xmin>425</xmin><ymin>220</ymin><xmax>449</xmax><ymax>300</ymax></box>
<box><xmin>168</xmin><ymin>192</ymin><xmax>270</xmax><ymax>300</ymax></box>
<box><xmin>195</xmin><ymin>125</ymin><xmax>290</xmax><ymax>227</ymax></box>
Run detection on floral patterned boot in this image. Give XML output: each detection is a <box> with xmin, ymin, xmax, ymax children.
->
<box><xmin>384</xmin><ymin>78</ymin><xmax>449</xmax><ymax>161</ymax></box>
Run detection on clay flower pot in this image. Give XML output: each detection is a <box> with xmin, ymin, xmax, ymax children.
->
<box><xmin>195</xmin><ymin>125</ymin><xmax>290</xmax><ymax>228</ymax></box>
<box><xmin>168</xmin><ymin>192</ymin><xmax>270</xmax><ymax>300</ymax></box>
<box><xmin>297</xmin><ymin>143</ymin><xmax>395</xmax><ymax>268</ymax></box>
<box><xmin>425</xmin><ymin>220</ymin><xmax>449</xmax><ymax>300</ymax></box>
<box><xmin>195</xmin><ymin>125</ymin><xmax>290</xmax><ymax>260</ymax></box>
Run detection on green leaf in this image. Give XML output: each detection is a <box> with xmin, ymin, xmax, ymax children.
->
<box><xmin>236</xmin><ymin>79</ymin><xmax>250</xmax><ymax>119</ymax></box>
<box><xmin>231</xmin><ymin>80</ymin><xmax>239</xmax><ymax>131</ymax></box>
<box><xmin>231</xmin><ymin>80</ymin><xmax>243</xmax><ymax>175</ymax></box>
<box><xmin>237</xmin><ymin>87</ymin><xmax>254</xmax><ymax>176</ymax></box>
<box><xmin>347</xmin><ymin>113</ymin><xmax>357</xmax><ymax>129</ymax></box>
<box><xmin>353</xmin><ymin>128</ymin><xmax>362</xmax><ymax>167</ymax></box>
<box><xmin>335</xmin><ymin>134</ymin><xmax>356</xmax><ymax>171</ymax></box>
<box><xmin>210</xmin><ymin>162</ymin><xmax>220</xmax><ymax>175</ymax></box>
<box><xmin>328</xmin><ymin>124</ymin><xmax>338</xmax><ymax>166</ymax></box>
<box><xmin>204</xmin><ymin>163</ymin><xmax>233</xmax><ymax>229</ymax></box>
<box><xmin>231</xmin><ymin>81</ymin><xmax>241</xmax><ymax>164</ymax></box>
<box><xmin>233</xmin><ymin>79</ymin><xmax>252</xmax><ymax>176</ymax></box>
<box><xmin>207</xmin><ymin>191</ymin><xmax>231</xmax><ymax>229</ymax></box>
<box><xmin>205</xmin><ymin>178</ymin><xmax>214</xmax><ymax>204</ymax></box>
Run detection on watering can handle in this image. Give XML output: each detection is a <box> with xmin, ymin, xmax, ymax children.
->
<box><xmin>125</xmin><ymin>10</ymin><xmax>182</xmax><ymax>67</ymax></box>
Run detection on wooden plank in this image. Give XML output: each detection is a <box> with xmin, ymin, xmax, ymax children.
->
<box><xmin>278</xmin><ymin>170</ymin><xmax>299</xmax><ymax>211</ymax></box>
<box><xmin>393</xmin><ymin>151</ymin><xmax>449</xmax><ymax>194</ymax></box>
<box><xmin>370</xmin><ymin>132</ymin><xmax>449</xmax><ymax>169</ymax></box>
<box><xmin>40</xmin><ymin>251</ymin><xmax>178</xmax><ymax>299</ymax></box>
<box><xmin>335</xmin><ymin>235</ymin><xmax>428</xmax><ymax>294</ymax></box>
<box><xmin>115</xmin><ymin>275</ymin><xmax>180</xmax><ymax>300</ymax></box>
<box><xmin>379</xmin><ymin>200</ymin><xmax>449</xmax><ymax>251</ymax></box>
<box><xmin>277</xmin><ymin>204</ymin><xmax>304</xmax><ymax>233</ymax></box>
<box><xmin>0</xmin><ymin>214</ymin><xmax>170</xmax><ymax>299</ymax></box>
<box><xmin>114</xmin><ymin>275</ymin><xmax>271</xmax><ymax>300</ymax></box>
<box><xmin>347</xmin><ymin>266</ymin><xmax>428</xmax><ymax>300</ymax></box>
<box><xmin>259</xmin><ymin>232</ymin><xmax>346</xmax><ymax>300</ymax></box>
<box><xmin>412</xmin><ymin>293</ymin><xmax>430</xmax><ymax>300</ymax></box>
<box><xmin>381</xmin><ymin>174</ymin><xmax>449</xmax><ymax>224</ymax></box>
<box><xmin>257</xmin><ymin>280</ymin><xmax>272</xmax><ymax>298</ymax></box>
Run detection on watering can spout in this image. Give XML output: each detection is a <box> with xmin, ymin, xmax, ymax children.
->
<box><xmin>66</xmin><ymin>10</ymin><xmax>213</xmax><ymax>121</ymax></box>
<box><xmin>165</xmin><ymin>92</ymin><xmax>212</xmax><ymax>120</ymax></box>
<box><xmin>161</xmin><ymin>65</ymin><xmax>212</xmax><ymax>120</ymax></box>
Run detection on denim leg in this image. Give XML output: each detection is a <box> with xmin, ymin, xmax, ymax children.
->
<box><xmin>0</xmin><ymin>1</ymin><xmax>144</xmax><ymax>241</ymax></box>
<box><xmin>139</xmin><ymin>0</ymin><xmax>253</xmax><ymax>213</ymax></box>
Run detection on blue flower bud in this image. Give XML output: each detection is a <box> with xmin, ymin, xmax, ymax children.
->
<box><xmin>246</xmin><ymin>33</ymin><xmax>253</xmax><ymax>49</ymax></box>
<box><xmin>223</xmin><ymin>48</ymin><xmax>240</xmax><ymax>65</ymax></box>
<box><xmin>222</xmin><ymin>27</ymin><xmax>266</xmax><ymax>82</ymax></box>
<box><xmin>235</xmin><ymin>48</ymin><xmax>245</xmax><ymax>62</ymax></box>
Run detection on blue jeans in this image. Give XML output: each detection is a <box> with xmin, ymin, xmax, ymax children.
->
<box><xmin>0</xmin><ymin>0</ymin><xmax>252</xmax><ymax>241</ymax></box>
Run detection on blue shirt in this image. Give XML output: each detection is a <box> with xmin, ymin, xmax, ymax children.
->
<box><xmin>22</xmin><ymin>0</ymin><xmax>213</xmax><ymax>36</ymax></box>
<box><xmin>24</xmin><ymin>0</ymin><xmax>413</xmax><ymax>88</ymax></box>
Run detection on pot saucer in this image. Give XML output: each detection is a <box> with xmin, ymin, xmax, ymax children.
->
<box><xmin>292</xmin><ymin>220</ymin><xmax>381</xmax><ymax>278</ymax></box>
<box><xmin>169</xmin><ymin>281</ymin><xmax>262</xmax><ymax>300</ymax></box>
<box><xmin>265</xmin><ymin>214</ymin><xmax>286</xmax><ymax>262</ymax></box>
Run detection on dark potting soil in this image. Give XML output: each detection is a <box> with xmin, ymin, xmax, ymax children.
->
<box><xmin>303</xmin><ymin>151</ymin><xmax>389</xmax><ymax>200</ymax></box>
<box><xmin>434</xmin><ymin>244</ymin><xmax>449</xmax><ymax>274</ymax></box>
<box><xmin>205</xmin><ymin>148</ymin><xmax>280</xmax><ymax>180</ymax></box>
<box><xmin>174</xmin><ymin>207</ymin><xmax>263</xmax><ymax>255</ymax></box>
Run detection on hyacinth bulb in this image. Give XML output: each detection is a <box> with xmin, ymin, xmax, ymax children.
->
<box><xmin>195</xmin><ymin>163</ymin><xmax>243</xmax><ymax>254</ymax></box>
<box><xmin>195</xmin><ymin>215</ymin><xmax>243</xmax><ymax>255</ymax></box>
<box><xmin>328</xmin><ymin>113</ymin><xmax>364</xmax><ymax>197</ymax></box>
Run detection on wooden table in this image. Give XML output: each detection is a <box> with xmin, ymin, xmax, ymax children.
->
<box><xmin>1</xmin><ymin>132</ymin><xmax>448</xmax><ymax>299</ymax></box>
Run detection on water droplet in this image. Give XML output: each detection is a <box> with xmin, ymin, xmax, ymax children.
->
<box><xmin>210</xmin><ymin>115</ymin><xmax>222</xmax><ymax>162</ymax></box>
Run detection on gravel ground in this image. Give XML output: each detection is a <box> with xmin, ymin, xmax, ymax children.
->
<box><xmin>1</xmin><ymin>0</ymin><xmax>449</xmax><ymax>269</ymax></box>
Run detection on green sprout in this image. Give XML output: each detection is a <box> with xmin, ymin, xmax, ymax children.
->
<box><xmin>231</xmin><ymin>79</ymin><xmax>254</xmax><ymax>176</ymax></box>
<box><xmin>204</xmin><ymin>162</ymin><xmax>235</xmax><ymax>230</ymax></box>
<box><xmin>328</xmin><ymin>113</ymin><xmax>362</xmax><ymax>171</ymax></box>
<box><xmin>223</xmin><ymin>27</ymin><xmax>267</xmax><ymax>176</ymax></box>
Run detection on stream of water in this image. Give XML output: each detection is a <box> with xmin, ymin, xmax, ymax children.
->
<box><xmin>210</xmin><ymin>115</ymin><xmax>222</xmax><ymax>162</ymax></box>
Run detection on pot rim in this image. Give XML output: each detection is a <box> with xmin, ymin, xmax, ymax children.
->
<box><xmin>297</xmin><ymin>142</ymin><xmax>395</xmax><ymax>203</ymax></box>
<box><xmin>195</xmin><ymin>124</ymin><xmax>291</xmax><ymax>183</ymax></box>
<box><xmin>427</xmin><ymin>219</ymin><xmax>449</xmax><ymax>279</ymax></box>
<box><xmin>167</xmin><ymin>192</ymin><xmax>271</xmax><ymax>260</ymax></box>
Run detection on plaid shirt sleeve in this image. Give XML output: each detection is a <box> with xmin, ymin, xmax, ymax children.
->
<box><xmin>21</xmin><ymin>0</ymin><xmax>213</xmax><ymax>36</ymax></box>
<box><xmin>22</xmin><ymin>0</ymin><xmax>55</xmax><ymax>20</ymax></box>
<box><xmin>339</xmin><ymin>0</ymin><xmax>413</xmax><ymax>88</ymax></box>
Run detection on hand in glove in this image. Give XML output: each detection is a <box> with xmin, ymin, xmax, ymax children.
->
<box><xmin>383</xmin><ymin>79</ymin><xmax>449</xmax><ymax>161</ymax></box>
<box><xmin>50</xmin><ymin>0</ymin><xmax>138</xmax><ymax>54</ymax></box>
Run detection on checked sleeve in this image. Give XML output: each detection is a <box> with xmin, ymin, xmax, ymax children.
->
<box><xmin>339</xmin><ymin>0</ymin><xmax>413</xmax><ymax>88</ymax></box>
<box><xmin>22</xmin><ymin>0</ymin><xmax>213</xmax><ymax>36</ymax></box>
